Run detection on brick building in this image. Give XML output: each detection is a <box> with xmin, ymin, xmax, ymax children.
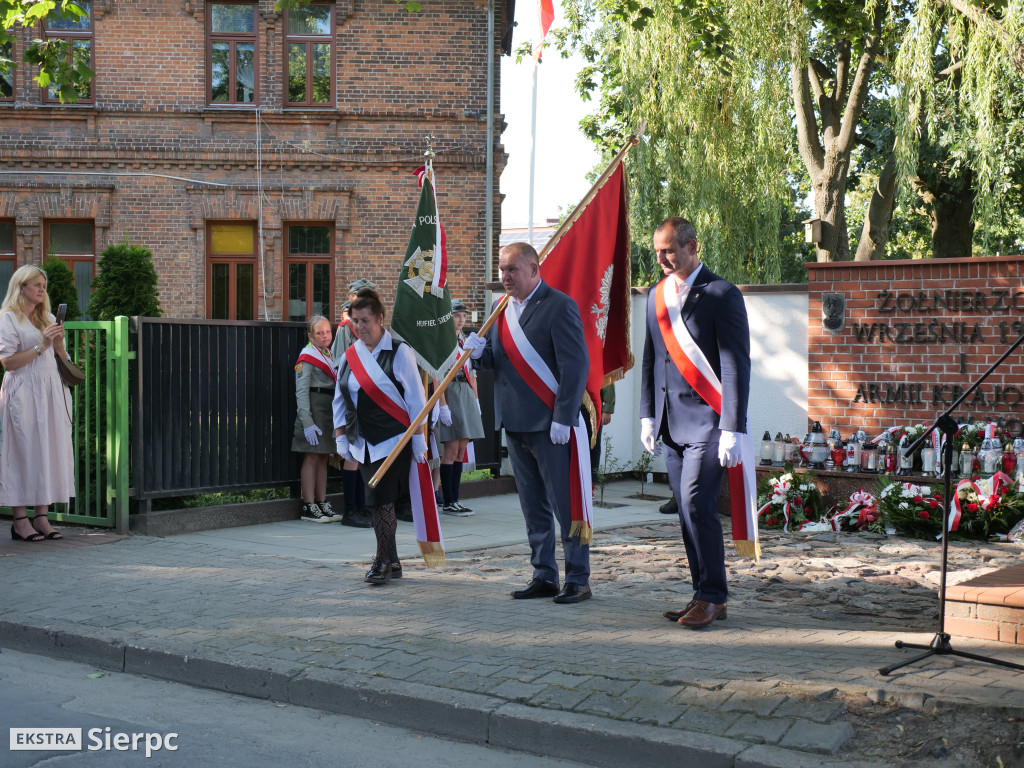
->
<box><xmin>0</xmin><ymin>0</ymin><xmax>512</xmax><ymax>320</ymax></box>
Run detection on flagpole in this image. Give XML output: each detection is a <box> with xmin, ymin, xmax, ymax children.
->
<box><xmin>528</xmin><ymin>59</ymin><xmax>538</xmax><ymax>247</ymax></box>
<box><xmin>368</xmin><ymin>129</ymin><xmax>644</xmax><ymax>488</ymax></box>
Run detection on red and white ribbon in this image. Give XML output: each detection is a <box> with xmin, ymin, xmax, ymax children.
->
<box><xmin>949</xmin><ymin>471</ymin><xmax>1015</xmax><ymax>533</ymax></box>
<box><xmin>655</xmin><ymin>279</ymin><xmax>759</xmax><ymax>559</ymax></box>
<box><xmin>829</xmin><ymin>488</ymin><xmax>878</xmax><ymax>531</ymax></box>
<box><xmin>461</xmin><ymin>441</ymin><xmax>476</xmax><ymax>472</ymax></box>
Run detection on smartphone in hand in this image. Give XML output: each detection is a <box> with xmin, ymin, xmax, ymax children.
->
<box><xmin>55</xmin><ymin>303</ymin><xmax>67</xmax><ymax>325</ymax></box>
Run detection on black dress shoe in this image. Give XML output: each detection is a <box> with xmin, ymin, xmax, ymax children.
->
<box><xmin>659</xmin><ymin>497</ymin><xmax>678</xmax><ymax>515</ymax></box>
<box><xmin>553</xmin><ymin>583</ymin><xmax>592</xmax><ymax>604</ymax></box>
<box><xmin>511</xmin><ymin>578</ymin><xmax>559</xmax><ymax>599</ymax></box>
<box><xmin>364</xmin><ymin>558</ymin><xmax>392</xmax><ymax>584</ymax></box>
<box><xmin>341</xmin><ymin>509</ymin><xmax>373</xmax><ymax>528</ymax></box>
<box><xmin>390</xmin><ymin>562</ymin><xmax>403</xmax><ymax>579</ymax></box>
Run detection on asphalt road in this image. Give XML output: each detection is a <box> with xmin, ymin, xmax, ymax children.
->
<box><xmin>0</xmin><ymin>648</ymin><xmax>595</xmax><ymax>768</ymax></box>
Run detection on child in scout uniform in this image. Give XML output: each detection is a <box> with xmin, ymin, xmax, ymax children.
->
<box><xmin>331</xmin><ymin>278</ymin><xmax>376</xmax><ymax>360</ymax></box>
<box><xmin>293</xmin><ymin>315</ymin><xmax>371</xmax><ymax>527</ymax></box>
<box><xmin>435</xmin><ymin>299</ymin><xmax>485</xmax><ymax>516</ymax></box>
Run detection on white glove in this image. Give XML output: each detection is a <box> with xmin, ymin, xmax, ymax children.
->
<box><xmin>718</xmin><ymin>430</ymin><xmax>741</xmax><ymax>468</ymax></box>
<box><xmin>431</xmin><ymin>399</ymin><xmax>440</xmax><ymax>424</ymax></box>
<box><xmin>439</xmin><ymin>405</ymin><xmax>453</xmax><ymax>426</ymax></box>
<box><xmin>335</xmin><ymin>434</ymin><xmax>352</xmax><ymax>461</ymax></box>
<box><xmin>411</xmin><ymin>433</ymin><xmax>428</xmax><ymax>463</ymax></box>
<box><xmin>463</xmin><ymin>332</ymin><xmax>486</xmax><ymax>359</ymax></box>
<box><xmin>303</xmin><ymin>424</ymin><xmax>322</xmax><ymax>446</ymax></box>
<box><xmin>549</xmin><ymin>422</ymin><xmax>571</xmax><ymax>445</ymax></box>
<box><xmin>641</xmin><ymin>417</ymin><xmax>662</xmax><ymax>457</ymax></box>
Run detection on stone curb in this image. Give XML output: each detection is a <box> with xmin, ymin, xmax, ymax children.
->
<box><xmin>128</xmin><ymin>477</ymin><xmax>520</xmax><ymax>537</ymax></box>
<box><xmin>0</xmin><ymin>615</ymin><xmax>897</xmax><ymax>768</ymax></box>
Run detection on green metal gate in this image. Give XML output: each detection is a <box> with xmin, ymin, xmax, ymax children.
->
<box><xmin>1</xmin><ymin>317</ymin><xmax>130</xmax><ymax>532</ymax></box>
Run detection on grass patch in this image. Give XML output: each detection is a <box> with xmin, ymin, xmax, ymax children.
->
<box><xmin>150</xmin><ymin>486</ymin><xmax>292</xmax><ymax>511</ymax></box>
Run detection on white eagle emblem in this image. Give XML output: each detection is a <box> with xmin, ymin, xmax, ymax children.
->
<box><xmin>590</xmin><ymin>265</ymin><xmax>613</xmax><ymax>345</ymax></box>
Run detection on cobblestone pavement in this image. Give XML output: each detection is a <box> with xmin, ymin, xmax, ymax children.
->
<box><xmin>1</xmin><ymin>481</ymin><xmax>1023</xmax><ymax>767</ymax></box>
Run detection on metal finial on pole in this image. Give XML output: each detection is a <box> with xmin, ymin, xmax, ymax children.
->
<box><xmin>424</xmin><ymin>134</ymin><xmax>436</xmax><ymax>166</ymax></box>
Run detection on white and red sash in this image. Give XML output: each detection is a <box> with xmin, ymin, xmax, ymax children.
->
<box><xmin>497</xmin><ymin>305</ymin><xmax>594</xmax><ymax>544</ymax></box>
<box><xmin>654</xmin><ymin>279</ymin><xmax>760</xmax><ymax>560</ymax></box>
<box><xmin>345</xmin><ymin>343</ymin><xmax>445</xmax><ymax>566</ymax></box>
<box><xmin>457</xmin><ymin>339</ymin><xmax>473</xmax><ymax>381</ymax></box>
<box><xmin>296</xmin><ymin>343</ymin><xmax>337</xmax><ymax>382</ymax></box>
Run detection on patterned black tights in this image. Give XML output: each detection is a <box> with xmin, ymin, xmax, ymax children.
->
<box><xmin>370</xmin><ymin>503</ymin><xmax>399</xmax><ymax>565</ymax></box>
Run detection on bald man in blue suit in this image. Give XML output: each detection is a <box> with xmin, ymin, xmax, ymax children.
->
<box><xmin>465</xmin><ymin>242</ymin><xmax>592</xmax><ymax>604</ymax></box>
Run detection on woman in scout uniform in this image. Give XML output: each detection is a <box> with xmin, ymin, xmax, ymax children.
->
<box><xmin>333</xmin><ymin>288</ymin><xmax>430</xmax><ymax>584</ymax></box>
<box><xmin>435</xmin><ymin>299</ymin><xmax>485</xmax><ymax>516</ymax></box>
<box><xmin>331</xmin><ymin>279</ymin><xmax>377</xmax><ymax>524</ymax></box>
<box><xmin>292</xmin><ymin>316</ymin><xmax>370</xmax><ymax>527</ymax></box>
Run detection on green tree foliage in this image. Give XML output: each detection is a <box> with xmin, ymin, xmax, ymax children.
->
<box><xmin>555</xmin><ymin>0</ymin><xmax>1024</xmax><ymax>276</ymax></box>
<box><xmin>42</xmin><ymin>257</ymin><xmax>80</xmax><ymax>320</ymax></box>
<box><xmin>891</xmin><ymin>0</ymin><xmax>1024</xmax><ymax>256</ymax></box>
<box><xmin>88</xmin><ymin>239</ymin><xmax>162</xmax><ymax>320</ymax></box>
<box><xmin>554</xmin><ymin>1</ymin><xmax>811</xmax><ymax>284</ymax></box>
<box><xmin>1</xmin><ymin>1</ymin><xmax>94</xmax><ymax>103</ymax></box>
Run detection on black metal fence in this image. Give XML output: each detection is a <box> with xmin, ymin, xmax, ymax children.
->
<box><xmin>131</xmin><ymin>317</ymin><xmax>499</xmax><ymax>504</ymax></box>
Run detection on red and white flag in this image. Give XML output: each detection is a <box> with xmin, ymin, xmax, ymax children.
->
<box><xmin>532</xmin><ymin>0</ymin><xmax>555</xmax><ymax>62</ymax></box>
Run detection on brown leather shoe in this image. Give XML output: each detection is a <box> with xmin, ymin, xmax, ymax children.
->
<box><xmin>663</xmin><ymin>599</ymin><xmax>698</xmax><ymax>622</ymax></box>
<box><xmin>677</xmin><ymin>600</ymin><xmax>727</xmax><ymax>629</ymax></box>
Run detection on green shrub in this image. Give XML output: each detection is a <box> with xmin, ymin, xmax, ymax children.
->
<box><xmin>89</xmin><ymin>238</ymin><xmax>162</xmax><ymax>320</ymax></box>
<box><xmin>42</xmin><ymin>258</ymin><xmax>81</xmax><ymax>320</ymax></box>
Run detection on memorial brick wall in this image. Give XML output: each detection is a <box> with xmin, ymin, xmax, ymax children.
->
<box><xmin>807</xmin><ymin>256</ymin><xmax>1024</xmax><ymax>435</ymax></box>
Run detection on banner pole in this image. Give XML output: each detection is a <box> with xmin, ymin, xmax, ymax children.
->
<box><xmin>368</xmin><ymin>129</ymin><xmax>644</xmax><ymax>488</ymax></box>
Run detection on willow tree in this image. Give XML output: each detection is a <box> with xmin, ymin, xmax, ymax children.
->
<box><xmin>561</xmin><ymin>1</ymin><xmax>797</xmax><ymax>283</ymax></box>
<box><xmin>559</xmin><ymin>0</ymin><xmax>1024</xmax><ymax>273</ymax></box>
<box><xmin>888</xmin><ymin>0</ymin><xmax>1024</xmax><ymax>258</ymax></box>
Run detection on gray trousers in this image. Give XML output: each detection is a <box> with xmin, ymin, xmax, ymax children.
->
<box><xmin>506</xmin><ymin>430</ymin><xmax>590</xmax><ymax>586</ymax></box>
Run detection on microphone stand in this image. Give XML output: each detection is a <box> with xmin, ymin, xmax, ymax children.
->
<box><xmin>879</xmin><ymin>330</ymin><xmax>1024</xmax><ymax>676</ymax></box>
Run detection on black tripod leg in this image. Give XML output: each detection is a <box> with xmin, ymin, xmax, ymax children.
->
<box><xmin>946</xmin><ymin>649</ymin><xmax>1024</xmax><ymax>672</ymax></box>
<box><xmin>879</xmin><ymin>649</ymin><xmax>937</xmax><ymax>676</ymax></box>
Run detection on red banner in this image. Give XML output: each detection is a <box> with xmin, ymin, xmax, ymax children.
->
<box><xmin>540</xmin><ymin>163</ymin><xmax>633</xmax><ymax>435</ymax></box>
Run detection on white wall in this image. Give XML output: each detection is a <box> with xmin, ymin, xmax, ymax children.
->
<box><xmin>596</xmin><ymin>289</ymin><xmax>809</xmax><ymax>474</ymax></box>
<box><xmin>744</xmin><ymin>289</ymin><xmax>809</xmax><ymax>446</ymax></box>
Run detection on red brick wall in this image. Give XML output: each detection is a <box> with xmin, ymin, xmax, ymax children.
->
<box><xmin>807</xmin><ymin>256</ymin><xmax>1024</xmax><ymax>434</ymax></box>
<box><xmin>0</xmin><ymin>0</ymin><xmax>505</xmax><ymax>320</ymax></box>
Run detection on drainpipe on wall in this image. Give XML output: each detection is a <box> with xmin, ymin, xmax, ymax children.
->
<box><xmin>484</xmin><ymin>0</ymin><xmax>495</xmax><ymax>314</ymax></box>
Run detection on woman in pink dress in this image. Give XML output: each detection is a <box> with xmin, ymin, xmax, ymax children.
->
<box><xmin>0</xmin><ymin>265</ymin><xmax>75</xmax><ymax>541</ymax></box>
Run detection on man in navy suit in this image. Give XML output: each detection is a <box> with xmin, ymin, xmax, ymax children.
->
<box><xmin>640</xmin><ymin>217</ymin><xmax>750</xmax><ymax>628</ymax></box>
<box><xmin>465</xmin><ymin>242</ymin><xmax>592</xmax><ymax>604</ymax></box>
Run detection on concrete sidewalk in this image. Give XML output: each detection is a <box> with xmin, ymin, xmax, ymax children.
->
<box><xmin>2</xmin><ymin>479</ymin><xmax>1023</xmax><ymax>768</ymax></box>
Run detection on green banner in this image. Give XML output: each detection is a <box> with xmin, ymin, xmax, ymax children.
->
<box><xmin>391</xmin><ymin>172</ymin><xmax>458</xmax><ymax>380</ymax></box>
